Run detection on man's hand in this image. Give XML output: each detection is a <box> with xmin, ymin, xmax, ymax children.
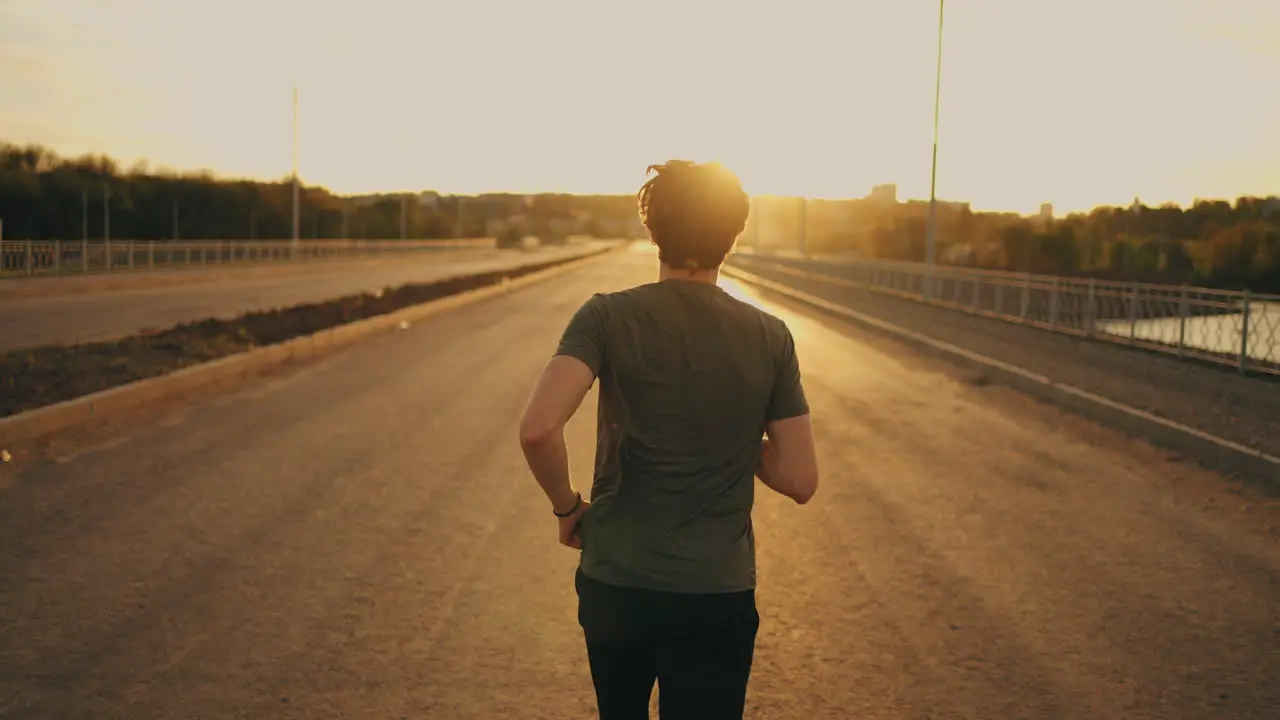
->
<box><xmin>557</xmin><ymin>497</ymin><xmax>591</xmax><ymax>549</ymax></box>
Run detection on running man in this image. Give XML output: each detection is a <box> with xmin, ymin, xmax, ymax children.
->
<box><xmin>519</xmin><ymin>160</ymin><xmax>819</xmax><ymax>719</ymax></box>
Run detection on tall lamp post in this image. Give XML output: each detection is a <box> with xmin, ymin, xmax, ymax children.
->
<box><xmin>291</xmin><ymin>85</ymin><xmax>300</xmax><ymax>255</ymax></box>
<box><xmin>925</xmin><ymin>0</ymin><xmax>945</xmax><ymax>298</ymax></box>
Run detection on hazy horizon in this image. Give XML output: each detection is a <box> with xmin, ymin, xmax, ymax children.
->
<box><xmin>2</xmin><ymin>0</ymin><xmax>1277</xmax><ymax>214</ymax></box>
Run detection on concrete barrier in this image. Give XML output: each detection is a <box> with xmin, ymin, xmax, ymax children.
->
<box><xmin>0</xmin><ymin>246</ymin><xmax>618</xmax><ymax>446</ymax></box>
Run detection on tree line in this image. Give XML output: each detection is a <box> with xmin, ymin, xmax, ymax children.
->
<box><xmin>749</xmin><ymin>193</ymin><xmax>1280</xmax><ymax>292</ymax></box>
<box><xmin>0</xmin><ymin>143</ymin><xmax>638</xmax><ymax>243</ymax></box>
<box><xmin>5</xmin><ymin>142</ymin><xmax>1277</xmax><ymax>290</ymax></box>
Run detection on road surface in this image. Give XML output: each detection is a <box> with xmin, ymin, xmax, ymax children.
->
<box><xmin>0</xmin><ymin>243</ymin><xmax>604</xmax><ymax>353</ymax></box>
<box><xmin>1</xmin><ymin>245</ymin><xmax>1276</xmax><ymax>718</ymax></box>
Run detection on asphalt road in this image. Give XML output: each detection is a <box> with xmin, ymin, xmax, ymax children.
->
<box><xmin>0</xmin><ymin>244</ymin><xmax>602</xmax><ymax>353</ymax></box>
<box><xmin>1</xmin><ymin>245</ymin><xmax>1276</xmax><ymax>718</ymax></box>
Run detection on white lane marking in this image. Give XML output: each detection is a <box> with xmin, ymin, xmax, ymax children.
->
<box><xmin>723</xmin><ymin>266</ymin><xmax>1280</xmax><ymax>471</ymax></box>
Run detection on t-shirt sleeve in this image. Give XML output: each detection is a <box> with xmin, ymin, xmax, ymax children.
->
<box><xmin>555</xmin><ymin>293</ymin><xmax>607</xmax><ymax>376</ymax></box>
<box><xmin>765</xmin><ymin>323</ymin><xmax>809</xmax><ymax>422</ymax></box>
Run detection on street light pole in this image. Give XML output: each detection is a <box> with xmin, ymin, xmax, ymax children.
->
<box><xmin>798</xmin><ymin>197</ymin><xmax>808</xmax><ymax>257</ymax></box>
<box><xmin>291</xmin><ymin>85</ymin><xmax>300</xmax><ymax>255</ymax></box>
<box><xmin>925</xmin><ymin>0</ymin><xmax>945</xmax><ymax>298</ymax></box>
<box><xmin>104</xmin><ymin>181</ymin><xmax>112</xmax><ymax>271</ymax></box>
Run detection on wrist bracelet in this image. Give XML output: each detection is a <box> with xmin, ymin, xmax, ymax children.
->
<box><xmin>554</xmin><ymin>492</ymin><xmax>582</xmax><ymax>518</ymax></box>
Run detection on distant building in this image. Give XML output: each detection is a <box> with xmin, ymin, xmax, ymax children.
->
<box><xmin>1040</xmin><ymin>203</ymin><xmax>1053</xmax><ymax>221</ymax></box>
<box><xmin>903</xmin><ymin>199</ymin><xmax>970</xmax><ymax>214</ymax></box>
<box><xmin>869</xmin><ymin>184</ymin><xmax>898</xmax><ymax>204</ymax></box>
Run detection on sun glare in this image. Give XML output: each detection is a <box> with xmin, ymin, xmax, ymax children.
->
<box><xmin>2</xmin><ymin>0</ymin><xmax>1276</xmax><ymax>212</ymax></box>
<box><xmin>717</xmin><ymin>276</ymin><xmax>769</xmax><ymax>312</ymax></box>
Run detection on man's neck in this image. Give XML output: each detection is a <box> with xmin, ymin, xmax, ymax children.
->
<box><xmin>659</xmin><ymin>263</ymin><xmax>720</xmax><ymax>285</ymax></box>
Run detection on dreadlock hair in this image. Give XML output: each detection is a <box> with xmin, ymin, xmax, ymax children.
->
<box><xmin>637</xmin><ymin>160</ymin><xmax>750</xmax><ymax>271</ymax></box>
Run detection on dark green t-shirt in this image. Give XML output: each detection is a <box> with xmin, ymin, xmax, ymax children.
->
<box><xmin>555</xmin><ymin>278</ymin><xmax>809</xmax><ymax>594</ymax></box>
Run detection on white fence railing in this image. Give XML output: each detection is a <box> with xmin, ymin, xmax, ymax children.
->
<box><xmin>733</xmin><ymin>252</ymin><xmax>1280</xmax><ymax>377</ymax></box>
<box><xmin>0</xmin><ymin>238</ymin><xmax>497</xmax><ymax>279</ymax></box>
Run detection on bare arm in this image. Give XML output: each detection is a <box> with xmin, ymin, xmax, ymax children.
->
<box><xmin>518</xmin><ymin>355</ymin><xmax>596</xmax><ymax>514</ymax></box>
<box><xmin>757</xmin><ymin>321</ymin><xmax>817</xmax><ymax>504</ymax></box>
<box><xmin>756</xmin><ymin>414</ymin><xmax>819</xmax><ymax>504</ymax></box>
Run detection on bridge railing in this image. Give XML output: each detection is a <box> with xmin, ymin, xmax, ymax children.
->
<box><xmin>0</xmin><ymin>238</ymin><xmax>496</xmax><ymax>280</ymax></box>
<box><xmin>733</xmin><ymin>252</ymin><xmax>1280</xmax><ymax>377</ymax></box>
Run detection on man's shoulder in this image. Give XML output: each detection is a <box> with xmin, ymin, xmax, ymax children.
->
<box><xmin>583</xmin><ymin>283</ymin><xmax>660</xmax><ymax>312</ymax></box>
<box><xmin>721</xmin><ymin>291</ymin><xmax>791</xmax><ymax>335</ymax></box>
<box><xmin>597</xmin><ymin>283</ymin><xmax>790</xmax><ymax>330</ymax></box>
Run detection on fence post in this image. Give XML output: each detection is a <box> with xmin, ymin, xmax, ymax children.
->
<box><xmin>25</xmin><ymin>239</ymin><xmax>33</xmax><ymax>276</ymax></box>
<box><xmin>54</xmin><ymin>240</ymin><xmax>61</xmax><ymax>275</ymax></box>
<box><xmin>83</xmin><ymin>237</ymin><xmax>89</xmax><ymax>273</ymax></box>
<box><xmin>1177</xmin><ymin>285</ymin><xmax>1189</xmax><ymax>356</ymax></box>
<box><xmin>1085</xmin><ymin>278</ymin><xmax>1097</xmax><ymax>337</ymax></box>
<box><xmin>1048</xmin><ymin>278</ymin><xmax>1060</xmax><ymax>328</ymax></box>
<box><xmin>148</xmin><ymin>240</ymin><xmax>155</xmax><ymax>271</ymax></box>
<box><xmin>1239</xmin><ymin>290</ymin><xmax>1251</xmax><ymax>374</ymax></box>
<box><xmin>1019</xmin><ymin>274</ymin><xmax>1031</xmax><ymax>321</ymax></box>
<box><xmin>994</xmin><ymin>280</ymin><xmax>1004</xmax><ymax>317</ymax></box>
<box><xmin>1128</xmin><ymin>284</ymin><xmax>1139</xmax><ymax>345</ymax></box>
<box><xmin>128</xmin><ymin>240</ymin><xmax>135</xmax><ymax>271</ymax></box>
<box><xmin>971</xmin><ymin>276</ymin><xmax>980</xmax><ymax>312</ymax></box>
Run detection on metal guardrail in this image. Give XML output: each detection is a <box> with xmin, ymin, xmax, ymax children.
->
<box><xmin>0</xmin><ymin>238</ymin><xmax>496</xmax><ymax>280</ymax></box>
<box><xmin>734</xmin><ymin>252</ymin><xmax>1280</xmax><ymax>377</ymax></box>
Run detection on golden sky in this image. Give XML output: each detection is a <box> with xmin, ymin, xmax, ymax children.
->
<box><xmin>2</xmin><ymin>0</ymin><xmax>1276</xmax><ymax>213</ymax></box>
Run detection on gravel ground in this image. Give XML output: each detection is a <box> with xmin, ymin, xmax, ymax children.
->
<box><xmin>729</xmin><ymin>254</ymin><xmax>1280</xmax><ymax>480</ymax></box>
<box><xmin>1</xmin><ymin>246</ymin><xmax>1276</xmax><ymax>718</ymax></box>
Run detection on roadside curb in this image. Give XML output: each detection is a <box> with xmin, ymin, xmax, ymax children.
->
<box><xmin>0</xmin><ymin>247</ymin><xmax>617</xmax><ymax>446</ymax></box>
<box><xmin>723</xmin><ymin>266</ymin><xmax>1280</xmax><ymax>491</ymax></box>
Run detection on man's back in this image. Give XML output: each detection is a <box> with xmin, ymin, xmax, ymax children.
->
<box><xmin>519</xmin><ymin>160</ymin><xmax>817</xmax><ymax>719</ymax></box>
<box><xmin>557</xmin><ymin>277</ymin><xmax>808</xmax><ymax>594</ymax></box>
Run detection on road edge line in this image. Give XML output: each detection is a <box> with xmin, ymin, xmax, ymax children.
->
<box><xmin>0</xmin><ymin>247</ymin><xmax>618</xmax><ymax>446</ymax></box>
<box><xmin>723</xmin><ymin>266</ymin><xmax>1280</xmax><ymax>479</ymax></box>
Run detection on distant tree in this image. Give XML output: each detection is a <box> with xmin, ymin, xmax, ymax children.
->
<box><xmin>1108</xmin><ymin>240</ymin><xmax>1132</xmax><ymax>275</ymax></box>
<box><xmin>1161</xmin><ymin>239</ymin><xmax>1193</xmax><ymax>278</ymax></box>
<box><xmin>1248</xmin><ymin>231</ymin><xmax>1280</xmax><ymax>288</ymax></box>
<box><xmin>1001</xmin><ymin>223</ymin><xmax>1035</xmax><ymax>271</ymax></box>
<box><xmin>1134</xmin><ymin>241</ymin><xmax>1161</xmax><ymax>276</ymax></box>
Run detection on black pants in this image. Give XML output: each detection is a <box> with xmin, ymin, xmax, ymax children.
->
<box><xmin>575</xmin><ymin>568</ymin><xmax>759</xmax><ymax>720</ymax></box>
